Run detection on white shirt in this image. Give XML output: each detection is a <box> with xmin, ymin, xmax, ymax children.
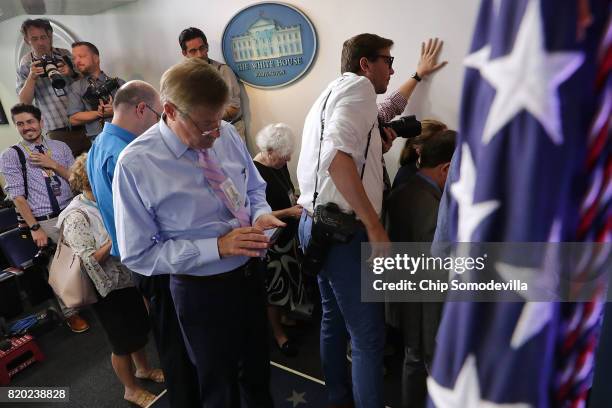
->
<box><xmin>297</xmin><ymin>73</ymin><xmax>384</xmax><ymax>216</ymax></box>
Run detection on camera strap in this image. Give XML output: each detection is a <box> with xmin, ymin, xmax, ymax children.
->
<box><xmin>312</xmin><ymin>81</ymin><xmax>375</xmax><ymax>210</ymax></box>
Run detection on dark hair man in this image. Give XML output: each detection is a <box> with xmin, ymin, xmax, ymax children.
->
<box><xmin>113</xmin><ymin>58</ymin><xmax>285</xmax><ymax>407</ymax></box>
<box><xmin>68</xmin><ymin>41</ymin><xmax>126</xmax><ymax>140</ymax></box>
<box><xmin>86</xmin><ymin>81</ymin><xmax>201</xmax><ymax>408</ymax></box>
<box><xmin>179</xmin><ymin>27</ymin><xmax>246</xmax><ymax>139</ymax></box>
<box><xmin>16</xmin><ymin>19</ymin><xmax>90</xmax><ymax>157</ymax></box>
<box><xmin>385</xmin><ymin>129</ymin><xmax>456</xmax><ymax>408</ymax></box>
<box><xmin>0</xmin><ymin>103</ymin><xmax>88</xmax><ymax>333</ymax></box>
<box><xmin>296</xmin><ymin>34</ymin><xmax>446</xmax><ymax>407</ymax></box>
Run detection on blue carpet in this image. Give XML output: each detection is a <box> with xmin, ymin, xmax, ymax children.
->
<box><xmin>150</xmin><ymin>361</ymin><xmax>327</xmax><ymax>408</ymax></box>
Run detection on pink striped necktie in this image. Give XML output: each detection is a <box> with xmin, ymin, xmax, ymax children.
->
<box><xmin>198</xmin><ymin>149</ymin><xmax>251</xmax><ymax>227</ymax></box>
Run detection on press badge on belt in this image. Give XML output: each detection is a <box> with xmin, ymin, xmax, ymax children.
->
<box><xmin>220</xmin><ymin>178</ymin><xmax>244</xmax><ymax>211</ymax></box>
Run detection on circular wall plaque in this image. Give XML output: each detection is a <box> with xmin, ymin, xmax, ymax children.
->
<box><xmin>222</xmin><ymin>2</ymin><xmax>317</xmax><ymax>89</ymax></box>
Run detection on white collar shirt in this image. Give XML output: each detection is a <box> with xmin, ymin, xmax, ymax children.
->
<box><xmin>297</xmin><ymin>73</ymin><xmax>384</xmax><ymax>216</ymax></box>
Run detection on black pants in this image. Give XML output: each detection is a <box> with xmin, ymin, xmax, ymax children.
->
<box><xmin>132</xmin><ymin>273</ymin><xmax>200</xmax><ymax>408</ymax></box>
<box><xmin>170</xmin><ymin>262</ymin><xmax>274</xmax><ymax>408</ymax></box>
<box><xmin>400</xmin><ymin>302</ymin><xmax>444</xmax><ymax>408</ymax></box>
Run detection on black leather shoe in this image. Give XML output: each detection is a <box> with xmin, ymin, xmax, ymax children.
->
<box><xmin>277</xmin><ymin>339</ymin><xmax>299</xmax><ymax>357</ymax></box>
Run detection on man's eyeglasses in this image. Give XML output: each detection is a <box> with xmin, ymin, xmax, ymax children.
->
<box><xmin>143</xmin><ymin>103</ymin><xmax>161</xmax><ymax>120</ymax></box>
<box><xmin>374</xmin><ymin>55</ymin><xmax>394</xmax><ymax>68</ymax></box>
<box><xmin>175</xmin><ymin>106</ymin><xmax>221</xmax><ymax>137</ymax></box>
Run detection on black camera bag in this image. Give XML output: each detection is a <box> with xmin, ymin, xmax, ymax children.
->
<box><xmin>312</xmin><ymin>203</ymin><xmax>358</xmax><ymax>244</ymax></box>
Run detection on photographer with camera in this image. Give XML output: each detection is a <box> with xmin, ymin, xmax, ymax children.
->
<box><xmin>68</xmin><ymin>42</ymin><xmax>125</xmax><ymax>140</ymax></box>
<box><xmin>296</xmin><ymin>35</ymin><xmax>446</xmax><ymax>407</ymax></box>
<box><xmin>16</xmin><ymin>19</ymin><xmax>90</xmax><ymax>158</ymax></box>
<box><xmin>0</xmin><ymin>103</ymin><xmax>89</xmax><ymax>333</ymax></box>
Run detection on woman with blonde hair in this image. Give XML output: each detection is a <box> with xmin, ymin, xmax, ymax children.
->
<box><xmin>56</xmin><ymin>154</ymin><xmax>163</xmax><ymax>407</ymax></box>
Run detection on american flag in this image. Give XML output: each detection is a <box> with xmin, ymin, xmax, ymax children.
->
<box><xmin>427</xmin><ymin>0</ymin><xmax>610</xmax><ymax>407</ymax></box>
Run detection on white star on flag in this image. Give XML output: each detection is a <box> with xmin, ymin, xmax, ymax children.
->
<box><xmin>510</xmin><ymin>302</ymin><xmax>554</xmax><ymax>349</ymax></box>
<box><xmin>428</xmin><ymin>354</ymin><xmax>531</xmax><ymax>408</ymax></box>
<box><xmin>465</xmin><ymin>0</ymin><xmax>584</xmax><ymax>145</ymax></box>
<box><xmin>450</xmin><ymin>143</ymin><xmax>500</xmax><ymax>242</ymax></box>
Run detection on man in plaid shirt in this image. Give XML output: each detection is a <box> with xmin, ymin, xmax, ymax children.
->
<box><xmin>16</xmin><ymin>19</ymin><xmax>90</xmax><ymax>157</ymax></box>
<box><xmin>0</xmin><ymin>103</ymin><xmax>89</xmax><ymax>333</ymax></box>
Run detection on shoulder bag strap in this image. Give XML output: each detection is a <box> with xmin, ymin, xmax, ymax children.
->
<box><xmin>58</xmin><ymin>208</ymin><xmax>91</xmax><ymax>247</ymax></box>
<box><xmin>10</xmin><ymin>146</ymin><xmax>28</xmax><ymax>200</ymax></box>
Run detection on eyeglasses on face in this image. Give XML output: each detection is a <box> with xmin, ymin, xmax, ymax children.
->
<box><xmin>373</xmin><ymin>55</ymin><xmax>394</xmax><ymax>68</ymax></box>
<box><xmin>188</xmin><ymin>45</ymin><xmax>208</xmax><ymax>56</ymax></box>
<box><xmin>175</xmin><ymin>106</ymin><xmax>222</xmax><ymax>137</ymax></box>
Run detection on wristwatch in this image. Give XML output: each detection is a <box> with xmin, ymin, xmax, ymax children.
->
<box><xmin>412</xmin><ymin>72</ymin><xmax>422</xmax><ymax>82</ymax></box>
<box><xmin>30</xmin><ymin>223</ymin><xmax>41</xmax><ymax>231</ymax></box>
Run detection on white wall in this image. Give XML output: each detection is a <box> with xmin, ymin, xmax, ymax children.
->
<box><xmin>0</xmin><ymin>0</ymin><xmax>480</xmax><ymax>181</ymax></box>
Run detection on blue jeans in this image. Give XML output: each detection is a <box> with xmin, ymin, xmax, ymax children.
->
<box><xmin>299</xmin><ymin>212</ymin><xmax>385</xmax><ymax>407</ymax></box>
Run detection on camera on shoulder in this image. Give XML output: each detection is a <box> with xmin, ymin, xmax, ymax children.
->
<box><xmin>302</xmin><ymin>202</ymin><xmax>359</xmax><ymax>276</ymax></box>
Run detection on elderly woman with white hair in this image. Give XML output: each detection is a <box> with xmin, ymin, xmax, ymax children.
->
<box><xmin>253</xmin><ymin>123</ymin><xmax>312</xmax><ymax>357</ymax></box>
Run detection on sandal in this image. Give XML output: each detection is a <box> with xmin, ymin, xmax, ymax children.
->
<box><xmin>125</xmin><ymin>389</ymin><xmax>157</xmax><ymax>408</ymax></box>
<box><xmin>135</xmin><ymin>368</ymin><xmax>165</xmax><ymax>383</ymax></box>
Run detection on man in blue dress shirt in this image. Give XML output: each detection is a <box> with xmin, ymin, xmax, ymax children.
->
<box><xmin>87</xmin><ymin>80</ymin><xmax>200</xmax><ymax>408</ymax></box>
<box><xmin>113</xmin><ymin>58</ymin><xmax>284</xmax><ymax>407</ymax></box>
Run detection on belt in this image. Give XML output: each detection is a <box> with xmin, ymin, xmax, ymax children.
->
<box><xmin>50</xmin><ymin>125</ymin><xmax>84</xmax><ymax>132</ymax></box>
<box><xmin>34</xmin><ymin>212</ymin><xmax>60</xmax><ymax>221</ymax></box>
<box><xmin>174</xmin><ymin>260</ymin><xmax>256</xmax><ymax>282</ymax></box>
<box><xmin>17</xmin><ymin>211</ymin><xmax>60</xmax><ymax>224</ymax></box>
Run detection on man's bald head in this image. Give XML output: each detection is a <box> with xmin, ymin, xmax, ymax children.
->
<box><xmin>113</xmin><ymin>80</ymin><xmax>159</xmax><ymax>111</ymax></box>
<box><xmin>110</xmin><ymin>80</ymin><xmax>162</xmax><ymax>135</ymax></box>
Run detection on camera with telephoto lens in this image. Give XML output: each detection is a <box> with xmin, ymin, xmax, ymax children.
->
<box><xmin>32</xmin><ymin>54</ymin><xmax>67</xmax><ymax>89</ymax></box>
<box><xmin>32</xmin><ymin>239</ymin><xmax>57</xmax><ymax>267</ymax></box>
<box><xmin>380</xmin><ymin>115</ymin><xmax>422</xmax><ymax>138</ymax></box>
<box><xmin>302</xmin><ymin>202</ymin><xmax>359</xmax><ymax>276</ymax></box>
<box><xmin>83</xmin><ymin>77</ymin><xmax>121</xmax><ymax>108</ymax></box>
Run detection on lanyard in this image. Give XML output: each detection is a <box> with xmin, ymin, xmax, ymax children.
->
<box><xmin>19</xmin><ymin>138</ymin><xmax>56</xmax><ymax>177</ymax></box>
<box><xmin>19</xmin><ymin>138</ymin><xmax>54</xmax><ymax>158</ymax></box>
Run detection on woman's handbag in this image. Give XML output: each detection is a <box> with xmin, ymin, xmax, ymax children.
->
<box><xmin>48</xmin><ymin>209</ymin><xmax>97</xmax><ymax>308</ymax></box>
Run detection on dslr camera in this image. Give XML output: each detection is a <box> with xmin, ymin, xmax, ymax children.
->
<box><xmin>302</xmin><ymin>202</ymin><xmax>359</xmax><ymax>276</ymax></box>
<box><xmin>83</xmin><ymin>77</ymin><xmax>121</xmax><ymax>108</ymax></box>
<box><xmin>32</xmin><ymin>54</ymin><xmax>67</xmax><ymax>89</ymax></box>
<box><xmin>380</xmin><ymin>115</ymin><xmax>422</xmax><ymax>138</ymax></box>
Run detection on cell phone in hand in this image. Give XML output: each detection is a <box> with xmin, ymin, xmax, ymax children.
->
<box><xmin>264</xmin><ymin>227</ymin><xmax>283</xmax><ymax>244</ymax></box>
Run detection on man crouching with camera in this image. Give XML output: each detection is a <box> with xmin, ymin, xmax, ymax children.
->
<box><xmin>296</xmin><ymin>34</ymin><xmax>446</xmax><ymax>408</ymax></box>
<box><xmin>68</xmin><ymin>42</ymin><xmax>125</xmax><ymax>141</ymax></box>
